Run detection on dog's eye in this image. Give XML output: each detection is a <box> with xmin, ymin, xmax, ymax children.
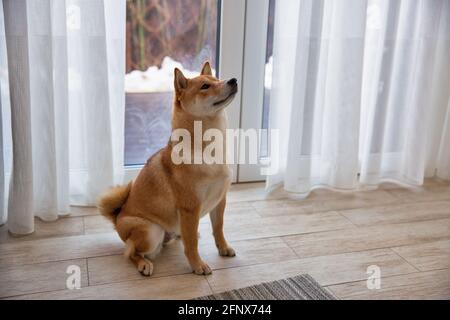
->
<box><xmin>200</xmin><ymin>83</ymin><xmax>210</xmax><ymax>90</ymax></box>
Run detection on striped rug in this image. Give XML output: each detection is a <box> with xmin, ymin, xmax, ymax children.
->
<box><xmin>195</xmin><ymin>274</ymin><xmax>337</xmax><ymax>300</ymax></box>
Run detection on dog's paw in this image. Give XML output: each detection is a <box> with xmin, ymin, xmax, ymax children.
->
<box><xmin>137</xmin><ymin>258</ymin><xmax>154</xmax><ymax>276</ymax></box>
<box><xmin>192</xmin><ymin>260</ymin><xmax>212</xmax><ymax>275</ymax></box>
<box><xmin>218</xmin><ymin>246</ymin><xmax>236</xmax><ymax>257</ymax></box>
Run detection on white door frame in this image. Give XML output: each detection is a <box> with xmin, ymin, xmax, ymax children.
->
<box><xmin>238</xmin><ymin>0</ymin><xmax>270</xmax><ymax>182</ymax></box>
<box><xmin>219</xmin><ymin>0</ymin><xmax>246</xmax><ymax>183</ymax></box>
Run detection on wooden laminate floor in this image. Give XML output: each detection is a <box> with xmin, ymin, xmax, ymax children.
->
<box><xmin>1</xmin><ymin>180</ymin><xmax>449</xmax><ymax>300</ymax></box>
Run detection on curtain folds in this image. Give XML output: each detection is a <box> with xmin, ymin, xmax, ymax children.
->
<box><xmin>267</xmin><ymin>0</ymin><xmax>450</xmax><ymax>194</ymax></box>
<box><xmin>0</xmin><ymin>0</ymin><xmax>126</xmax><ymax>234</ymax></box>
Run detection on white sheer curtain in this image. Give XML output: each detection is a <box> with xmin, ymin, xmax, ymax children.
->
<box><xmin>267</xmin><ymin>0</ymin><xmax>450</xmax><ymax>194</ymax></box>
<box><xmin>0</xmin><ymin>0</ymin><xmax>125</xmax><ymax>235</ymax></box>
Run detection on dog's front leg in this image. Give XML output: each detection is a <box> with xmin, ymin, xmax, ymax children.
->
<box><xmin>210</xmin><ymin>197</ymin><xmax>236</xmax><ymax>257</ymax></box>
<box><xmin>179</xmin><ymin>209</ymin><xmax>212</xmax><ymax>275</ymax></box>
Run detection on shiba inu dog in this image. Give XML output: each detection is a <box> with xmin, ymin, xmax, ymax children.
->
<box><xmin>98</xmin><ymin>62</ymin><xmax>238</xmax><ymax>276</ymax></box>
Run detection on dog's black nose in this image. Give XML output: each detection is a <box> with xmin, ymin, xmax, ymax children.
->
<box><xmin>227</xmin><ymin>78</ymin><xmax>237</xmax><ymax>86</ymax></box>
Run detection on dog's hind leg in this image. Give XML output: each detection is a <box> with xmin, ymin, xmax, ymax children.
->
<box><xmin>124</xmin><ymin>238</ymin><xmax>154</xmax><ymax>276</ymax></box>
<box><xmin>117</xmin><ymin>217</ymin><xmax>165</xmax><ymax>276</ymax></box>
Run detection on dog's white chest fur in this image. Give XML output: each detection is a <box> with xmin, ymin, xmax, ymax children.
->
<box><xmin>198</xmin><ymin>166</ymin><xmax>231</xmax><ymax>217</ymax></box>
<box><xmin>195</xmin><ymin>111</ymin><xmax>231</xmax><ymax>217</ymax></box>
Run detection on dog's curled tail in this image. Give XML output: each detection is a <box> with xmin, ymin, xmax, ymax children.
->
<box><xmin>97</xmin><ymin>182</ymin><xmax>132</xmax><ymax>225</ymax></box>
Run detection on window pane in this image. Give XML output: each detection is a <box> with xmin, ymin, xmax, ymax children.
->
<box><xmin>261</xmin><ymin>0</ymin><xmax>275</xmax><ymax>158</ymax></box>
<box><xmin>124</xmin><ymin>0</ymin><xmax>220</xmax><ymax>166</ymax></box>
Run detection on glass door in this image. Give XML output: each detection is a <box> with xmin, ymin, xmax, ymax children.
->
<box><xmin>123</xmin><ymin>0</ymin><xmax>245</xmax><ymax>183</ymax></box>
<box><xmin>124</xmin><ymin>0</ymin><xmax>221</xmax><ymax>166</ymax></box>
<box><xmin>123</xmin><ymin>0</ymin><xmax>273</xmax><ymax>184</ymax></box>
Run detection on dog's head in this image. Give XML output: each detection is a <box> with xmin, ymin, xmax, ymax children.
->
<box><xmin>173</xmin><ymin>62</ymin><xmax>238</xmax><ymax>117</ymax></box>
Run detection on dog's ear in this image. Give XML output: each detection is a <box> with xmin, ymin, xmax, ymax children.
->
<box><xmin>200</xmin><ymin>61</ymin><xmax>212</xmax><ymax>76</ymax></box>
<box><xmin>174</xmin><ymin>68</ymin><xmax>187</xmax><ymax>94</ymax></box>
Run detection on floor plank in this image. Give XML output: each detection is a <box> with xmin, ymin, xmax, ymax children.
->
<box><xmin>282</xmin><ymin>218</ymin><xmax>450</xmax><ymax>259</ymax></box>
<box><xmin>206</xmin><ymin>249</ymin><xmax>416</xmax><ymax>293</ymax></box>
<box><xmin>225</xmin><ymin>201</ymin><xmax>255</xmax><ymax>210</ymax></box>
<box><xmin>387</xmin><ymin>185</ymin><xmax>450</xmax><ymax>202</ymax></box>
<box><xmin>253</xmin><ymin>190</ymin><xmax>400</xmax><ymax>217</ymax></box>
<box><xmin>0</xmin><ymin>259</ymin><xmax>88</xmax><ymax>299</ymax></box>
<box><xmin>83</xmin><ymin>215</ymin><xmax>115</xmax><ymax>235</ymax></box>
<box><xmin>199</xmin><ymin>210</ymin><xmax>355</xmax><ymax>242</ymax></box>
<box><xmin>392</xmin><ymin>240</ymin><xmax>450</xmax><ymax>271</ymax></box>
<box><xmin>7</xmin><ymin>273</ymin><xmax>212</xmax><ymax>300</ymax></box>
<box><xmin>340</xmin><ymin>201</ymin><xmax>450</xmax><ymax>226</ymax></box>
<box><xmin>328</xmin><ymin>269</ymin><xmax>450</xmax><ymax>300</ymax></box>
<box><xmin>0</xmin><ymin>233</ymin><xmax>123</xmax><ymax>269</ymax></box>
<box><xmin>251</xmin><ymin>199</ymin><xmax>329</xmax><ymax>216</ymax></box>
<box><xmin>87</xmin><ymin>237</ymin><xmax>298</xmax><ymax>286</ymax></box>
<box><xmin>227</xmin><ymin>183</ymin><xmax>268</xmax><ymax>203</ymax></box>
<box><xmin>311</xmin><ymin>190</ymin><xmax>400</xmax><ymax>212</ymax></box>
<box><xmin>0</xmin><ymin>217</ymin><xmax>84</xmax><ymax>244</ymax></box>
<box><xmin>69</xmin><ymin>206</ymin><xmax>99</xmax><ymax>217</ymax></box>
